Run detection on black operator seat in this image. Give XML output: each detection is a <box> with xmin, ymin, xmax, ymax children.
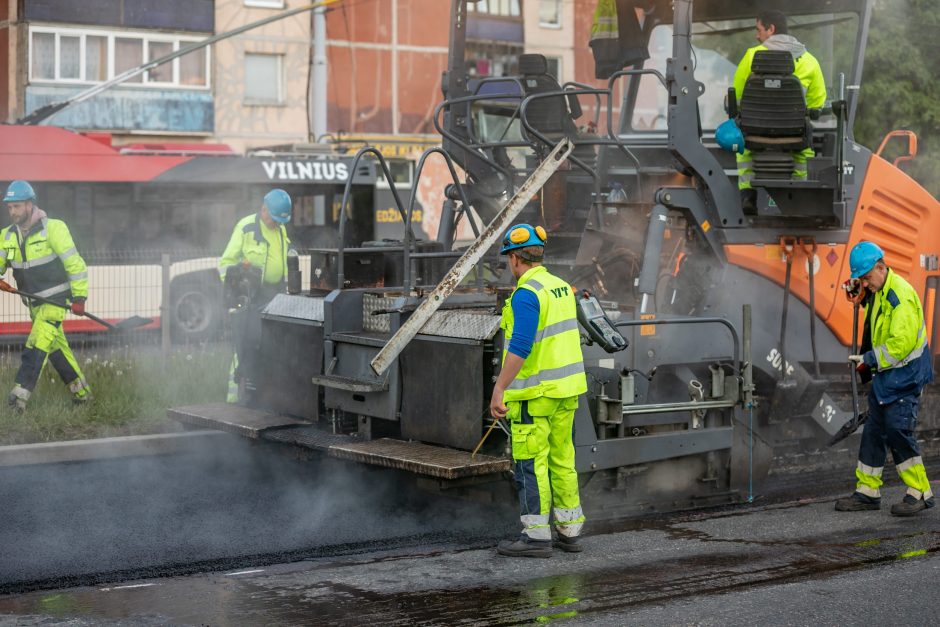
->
<box><xmin>518</xmin><ymin>53</ymin><xmax>582</xmax><ymax>142</ymax></box>
<box><xmin>738</xmin><ymin>50</ymin><xmax>812</xmax><ymax>180</ymax></box>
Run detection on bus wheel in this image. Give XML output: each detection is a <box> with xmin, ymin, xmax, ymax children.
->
<box><xmin>170</xmin><ymin>279</ymin><xmax>222</xmax><ymax>343</ymax></box>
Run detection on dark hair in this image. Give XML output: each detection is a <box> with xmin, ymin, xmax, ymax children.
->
<box><xmin>757</xmin><ymin>10</ymin><xmax>788</xmax><ymax>35</ymax></box>
<box><xmin>512</xmin><ymin>246</ymin><xmax>544</xmax><ymax>264</ymax></box>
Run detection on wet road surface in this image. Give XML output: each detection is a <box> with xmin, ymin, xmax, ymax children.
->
<box><xmin>0</xmin><ymin>436</ymin><xmax>937</xmax><ymax>625</ymax></box>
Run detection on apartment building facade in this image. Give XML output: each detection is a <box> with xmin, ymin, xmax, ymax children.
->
<box><xmin>1</xmin><ymin>1</ymin><xmax>591</xmax><ymax>150</ymax></box>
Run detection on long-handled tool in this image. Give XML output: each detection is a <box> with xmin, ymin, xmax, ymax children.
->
<box><xmin>827</xmin><ymin>301</ymin><xmax>869</xmax><ymax>447</ymax></box>
<box><xmin>0</xmin><ymin>279</ymin><xmax>152</xmax><ymax>332</ymax></box>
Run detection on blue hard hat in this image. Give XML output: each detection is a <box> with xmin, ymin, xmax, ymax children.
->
<box><xmin>849</xmin><ymin>241</ymin><xmax>885</xmax><ymax>279</ymax></box>
<box><xmin>3</xmin><ymin>180</ymin><xmax>36</xmax><ymax>203</ymax></box>
<box><xmin>500</xmin><ymin>223</ymin><xmax>547</xmax><ymax>255</ymax></box>
<box><xmin>715</xmin><ymin>119</ymin><xmax>745</xmax><ymax>155</ymax></box>
<box><xmin>263</xmin><ymin>188</ymin><xmax>292</xmax><ymax>224</ymax></box>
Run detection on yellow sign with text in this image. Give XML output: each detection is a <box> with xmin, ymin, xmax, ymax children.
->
<box><xmin>640</xmin><ymin>313</ymin><xmax>656</xmax><ymax>336</ymax></box>
<box><xmin>376</xmin><ymin>208</ymin><xmax>423</xmax><ymax>223</ymax></box>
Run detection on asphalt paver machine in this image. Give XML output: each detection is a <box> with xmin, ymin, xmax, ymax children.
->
<box><xmin>173</xmin><ymin>0</ymin><xmax>940</xmax><ymax>515</ymax></box>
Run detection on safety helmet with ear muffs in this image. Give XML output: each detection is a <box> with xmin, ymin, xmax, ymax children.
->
<box><xmin>499</xmin><ymin>223</ymin><xmax>547</xmax><ymax>255</ymax></box>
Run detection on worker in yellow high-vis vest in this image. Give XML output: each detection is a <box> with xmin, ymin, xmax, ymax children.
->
<box><xmin>219</xmin><ymin>189</ymin><xmax>291</xmax><ymax>404</ymax></box>
<box><xmin>0</xmin><ymin>180</ymin><xmax>92</xmax><ymax>412</ymax></box>
<box><xmin>490</xmin><ymin>223</ymin><xmax>587</xmax><ymax>558</ymax></box>
<box><xmin>836</xmin><ymin>241</ymin><xmax>934</xmax><ymax>516</ymax></box>
<box><xmin>733</xmin><ymin>9</ymin><xmax>826</xmax><ymax>211</ymax></box>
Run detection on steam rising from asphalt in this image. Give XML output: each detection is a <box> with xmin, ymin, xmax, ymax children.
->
<box><xmin>0</xmin><ymin>436</ymin><xmax>515</xmax><ymax>586</ymax></box>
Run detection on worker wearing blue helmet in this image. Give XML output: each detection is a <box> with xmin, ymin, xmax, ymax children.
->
<box><xmin>836</xmin><ymin>240</ymin><xmax>935</xmax><ymax>516</ymax></box>
<box><xmin>491</xmin><ymin>223</ymin><xmax>588</xmax><ymax>557</ymax></box>
<box><xmin>0</xmin><ymin>180</ymin><xmax>93</xmax><ymax>411</ymax></box>
<box><xmin>219</xmin><ymin>188</ymin><xmax>293</xmax><ymax>404</ymax></box>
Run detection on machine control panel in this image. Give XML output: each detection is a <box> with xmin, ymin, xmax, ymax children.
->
<box><xmin>576</xmin><ymin>291</ymin><xmax>628</xmax><ymax>353</ymax></box>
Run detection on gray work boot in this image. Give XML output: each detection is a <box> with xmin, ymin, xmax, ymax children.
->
<box><xmin>553</xmin><ymin>534</ymin><xmax>583</xmax><ymax>553</ymax></box>
<box><xmin>890</xmin><ymin>495</ymin><xmax>936</xmax><ymax>517</ymax></box>
<box><xmin>835</xmin><ymin>493</ymin><xmax>880</xmax><ymax>511</ymax></box>
<box><xmin>7</xmin><ymin>385</ymin><xmax>29</xmax><ymax>413</ymax></box>
<box><xmin>497</xmin><ymin>534</ymin><xmax>552</xmax><ymax>558</ymax></box>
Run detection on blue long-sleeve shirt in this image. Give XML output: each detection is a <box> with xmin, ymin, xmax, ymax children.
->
<box><xmin>507</xmin><ymin>288</ymin><xmax>540</xmax><ymax>358</ymax></box>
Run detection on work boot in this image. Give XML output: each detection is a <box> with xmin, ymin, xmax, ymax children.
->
<box><xmin>497</xmin><ymin>534</ymin><xmax>552</xmax><ymax>558</ymax></box>
<box><xmin>890</xmin><ymin>495</ymin><xmax>936</xmax><ymax>517</ymax></box>
<box><xmin>834</xmin><ymin>493</ymin><xmax>880</xmax><ymax>511</ymax></box>
<box><xmin>72</xmin><ymin>391</ymin><xmax>93</xmax><ymax>406</ymax></box>
<box><xmin>553</xmin><ymin>534</ymin><xmax>583</xmax><ymax>553</ymax></box>
<box><xmin>7</xmin><ymin>385</ymin><xmax>29</xmax><ymax>413</ymax></box>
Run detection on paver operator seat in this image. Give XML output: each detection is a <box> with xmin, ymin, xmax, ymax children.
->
<box><xmin>737</xmin><ymin>50</ymin><xmax>813</xmax><ymax>182</ymax></box>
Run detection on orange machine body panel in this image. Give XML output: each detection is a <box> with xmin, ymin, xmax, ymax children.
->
<box><xmin>726</xmin><ymin>152</ymin><xmax>940</xmax><ymax>352</ymax></box>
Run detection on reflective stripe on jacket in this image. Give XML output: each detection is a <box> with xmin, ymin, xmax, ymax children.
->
<box><xmin>0</xmin><ymin>217</ymin><xmax>88</xmax><ymax>305</ymax></box>
<box><xmin>862</xmin><ymin>269</ymin><xmax>934</xmax><ymax>404</ymax></box>
<box><xmin>501</xmin><ymin>265</ymin><xmax>587</xmax><ymax>402</ymax></box>
<box><xmin>590</xmin><ymin>0</ymin><xmax>617</xmax><ymax>42</ymax></box>
<box><xmin>219</xmin><ymin>213</ymin><xmax>289</xmax><ymax>285</ymax></box>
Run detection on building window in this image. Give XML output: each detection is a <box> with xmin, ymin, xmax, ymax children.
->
<box><xmin>539</xmin><ymin>0</ymin><xmax>562</xmax><ymax>28</ymax></box>
<box><xmin>147</xmin><ymin>41</ymin><xmax>175</xmax><ymax>84</ymax></box>
<box><xmin>28</xmin><ymin>26</ymin><xmax>210</xmax><ymax>88</ymax></box>
<box><xmin>467</xmin><ymin>0</ymin><xmax>521</xmax><ymax>17</ymax></box>
<box><xmin>245</xmin><ymin>53</ymin><xmax>283</xmax><ymax>105</ymax></box>
<box><xmin>244</xmin><ymin>0</ymin><xmax>285</xmax><ymax>7</ymax></box>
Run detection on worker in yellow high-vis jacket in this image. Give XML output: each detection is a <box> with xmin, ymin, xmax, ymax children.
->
<box><xmin>0</xmin><ymin>180</ymin><xmax>92</xmax><ymax>412</ymax></box>
<box><xmin>490</xmin><ymin>223</ymin><xmax>587</xmax><ymax>558</ymax></box>
<box><xmin>219</xmin><ymin>189</ymin><xmax>291</xmax><ymax>404</ymax></box>
<box><xmin>836</xmin><ymin>241</ymin><xmax>934</xmax><ymax>516</ymax></box>
<box><xmin>733</xmin><ymin>9</ymin><xmax>826</xmax><ymax>211</ymax></box>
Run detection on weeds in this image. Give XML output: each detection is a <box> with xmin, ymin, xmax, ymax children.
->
<box><xmin>0</xmin><ymin>344</ymin><xmax>230</xmax><ymax>445</ymax></box>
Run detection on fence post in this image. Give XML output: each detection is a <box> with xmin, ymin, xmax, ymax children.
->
<box><xmin>161</xmin><ymin>253</ymin><xmax>171</xmax><ymax>359</ymax></box>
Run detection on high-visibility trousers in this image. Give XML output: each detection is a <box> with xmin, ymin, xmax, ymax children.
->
<box><xmin>854</xmin><ymin>392</ymin><xmax>933</xmax><ymax>502</ymax></box>
<box><xmin>737</xmin><ymin>146</ymin><xmax>813</xmax><ymax>190</ymax></box>
<box><xmin>508</xmin><ymin>396</ymin><xmax>585</xmax><ymax>541</ymax></box>
<box><xmin>15</xmin><ymin>303</ymin><xmax>91</xmax><ymax>399</ymax></box>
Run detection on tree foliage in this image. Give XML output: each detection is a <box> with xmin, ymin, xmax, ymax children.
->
<box><xmin>854</xmin><ymin>0</ymin><xmax>940</xmax><ymax>195</ymax></box>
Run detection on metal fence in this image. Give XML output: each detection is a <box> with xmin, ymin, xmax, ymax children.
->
<box><xmin>0</xmin><ymin>250</ymin><xmax>226</xmax><ymax>356</ymax></box>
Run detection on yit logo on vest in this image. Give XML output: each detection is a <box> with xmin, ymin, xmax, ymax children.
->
<box><xmin>262</xmin><ymin>161</ymin><xmax>350</xmax><ymax>182</ymax></box>
<box><xmin>550</xmin><ymin>286</ymin><xmax>569</xmax><ymax>298</ymax></box>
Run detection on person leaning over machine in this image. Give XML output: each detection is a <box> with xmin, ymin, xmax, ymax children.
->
<box><xmin>219</xmin><ymin>188</ymin><xmax>292</xmax><ymax>405</ymax></box>
<box><xmin>0</xmin><ymin>180</ymin><xmax>93</xmax><ymax>411</ymax></box>
<box><xmin>490</xmin><ymin>223</ymin><xmax>588</xmax><ymax>558</ymax></box>
<box><xmin>835</xmin><ymin>241</ymin><xmax>934</xmax><ymax>516</ymax></box>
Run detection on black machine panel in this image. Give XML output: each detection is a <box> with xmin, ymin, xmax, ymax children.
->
<box><xmin>257</xmin><ymin>317</ymin><xmax>322</xmax><ymax>420</ymax></box>
<box><xmin>400</xmin><ymin>338</ymin><xmax>488</xmax><ymax>450</ymax></box>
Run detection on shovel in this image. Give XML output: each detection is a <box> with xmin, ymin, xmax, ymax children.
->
<box><xmin>0</xmin><ymin>279</ymin><xmax>152</xmax><ymax>332</ymax></box>
<box><xmin>827</xmin><ymin>301</ymin><xmax>869</xmax><ymax>447</ymax></box>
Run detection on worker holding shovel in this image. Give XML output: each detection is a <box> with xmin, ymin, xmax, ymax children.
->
<box><xmin>0</xmin><ymin>180</ymin><xmax>92</xmax><ymax>411</ymax></box>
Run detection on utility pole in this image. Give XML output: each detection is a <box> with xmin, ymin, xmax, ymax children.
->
<box><xmin>311</xmin><ymin>5</ymin><xmax>328</xmax><ymax>141</ymax></box>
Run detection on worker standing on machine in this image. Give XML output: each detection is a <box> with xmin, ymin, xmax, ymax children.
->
<box><xmin>733</xmin><ymin>10</ymin><xmax>826</xmax><ymax>212</ymax></box>
<box><xmin>836</xmin><ymin>241</ymin><xmax>935</xmax><ymax>516</ymax></box>
<box><xmin>219</xmin><ymin>189</ymin><xmax>292</xmax><ymax>404</ymax></box>
<box><xmin>0</xmin><ymin>180</ymin><xmax>92</xmax><ymax>411</ymax></box>
<box><xmin>490</xmin><ymin>223</ymin><xmax>588</xmax><ymax>558</ymax></box>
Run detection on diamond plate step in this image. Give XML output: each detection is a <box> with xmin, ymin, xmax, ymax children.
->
<box><xmin>327</xmin><ymin>438</ymin><xmax>510</xmax><ymax>480</ymax></box>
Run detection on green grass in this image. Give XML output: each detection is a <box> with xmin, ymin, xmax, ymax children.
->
<box><xmin>0</xmin><ymin>344</ymin><xmax>230</xmax><ymax>445</ymax></box>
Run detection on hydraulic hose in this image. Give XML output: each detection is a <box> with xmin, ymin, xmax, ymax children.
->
<box><xmin>803</xmin><ymin>240</ymin><xmax>821</xmax><ymax>376</ymax></box>
<box><xmin>778</xmin><ymin>242</ymin><xmax>794</xmax><ymax>381</ymax></box>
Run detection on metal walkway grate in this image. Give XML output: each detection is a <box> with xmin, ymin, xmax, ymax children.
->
<box><xmin>328</xmin><ymin>438</ymin><xmax>509</xmax><ymax>480</ymax></box>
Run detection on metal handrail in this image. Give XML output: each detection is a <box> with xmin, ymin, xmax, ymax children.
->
<box><xmin>403</xmin><ymin>147</ymin><xmax>482</xmax><ymax>291</ymax></box>
<box><xmin>432</xmin><ymin>94</ymin><xmax>517</xmax><ymax>199</ymax></box>
<box><xmin>337</xmin><ymin>147</ymin><xmax>408</xmax><ymax>289</ymax></box>
<box><xmin>614</xmin><ymin>316</ymin><xmax>742</xmax><ymax>374</ymax></box>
